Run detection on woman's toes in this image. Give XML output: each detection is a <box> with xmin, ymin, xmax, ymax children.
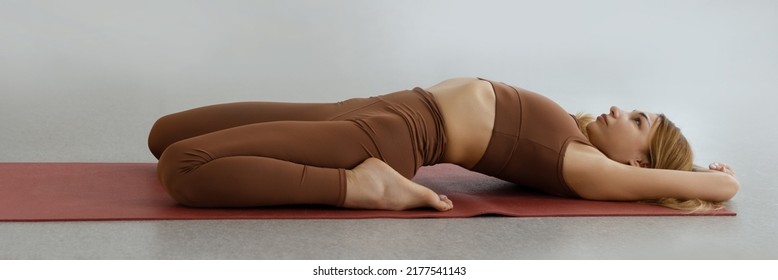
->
<box><xmin>429</xmin><ymin>194</ymin><xmax>453</xmax><ymax>211</ymax></box>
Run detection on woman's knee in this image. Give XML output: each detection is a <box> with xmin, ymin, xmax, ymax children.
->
<box><xmin>148</xmin><ymin>115</ymin><xmax>179</xmax><ymax>159</ymax></box>
<box><xmin>156</xmin><ymin>140</ymin><xmax>211</xmax><ymax>207</ymax></box>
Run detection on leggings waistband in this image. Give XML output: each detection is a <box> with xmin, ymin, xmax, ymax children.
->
<box><xmin>375</xmin><ymin>87</ymin><xmax>448</xmax><ymax>167</ymax></box>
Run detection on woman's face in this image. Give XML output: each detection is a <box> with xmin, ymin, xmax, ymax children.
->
<box><xmin>586</xmin><ymin>106</ymin><xmax>660</xmax><ymax>167</ymax></box>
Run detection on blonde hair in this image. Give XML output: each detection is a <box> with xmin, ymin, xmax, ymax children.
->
<box><xmin>574</xmin><ymin>113</ymin><xmax>724</xmax><ymax>212</ymax></box>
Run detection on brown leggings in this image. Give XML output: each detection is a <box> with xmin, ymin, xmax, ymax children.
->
<box><xmin>148</xmin><ymin>88</ymin><xmax>447</xmax><ymax>208</ymax></box>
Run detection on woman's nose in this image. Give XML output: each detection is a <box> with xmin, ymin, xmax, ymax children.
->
<box><xmin>609</xmin><ymin>106</ymin><xmax>621</xmax><ymax>118</ymax></box>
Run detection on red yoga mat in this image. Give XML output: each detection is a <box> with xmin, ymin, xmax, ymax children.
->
<box><xmin>0</xmin><ymin>163</ymin><xmax>734</xmax><ymax>221</ymax></box>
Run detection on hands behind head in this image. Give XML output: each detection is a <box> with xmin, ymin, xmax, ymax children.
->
<box><xmin>692</xmin><ymin>162</ymin><xmax>735</xmax><ymax>176</ymax></box>
<box><xmin>708</xmin><ymin>162</ymin><xmax>735</xmax><ymax>176</ymax></box>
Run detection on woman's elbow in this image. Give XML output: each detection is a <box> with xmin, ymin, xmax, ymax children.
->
<box><xmin>703</xmin><ymin>172</ymin><xmax>740</xmax><ymax>202</ymax></box>
<box><xmin>718</xmin><ymin>174</ymin><xmax>740</xmax><ymax>201</ymax></box>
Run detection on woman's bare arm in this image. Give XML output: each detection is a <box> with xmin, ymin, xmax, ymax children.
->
<box><xmin>565</xmin><ymin>143</ymin><xmax>740</xmax><ymax>201</ymax></box>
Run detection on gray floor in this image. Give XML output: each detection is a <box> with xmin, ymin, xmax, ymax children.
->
<box><xmin>2</xmin><ymin>0</ymin><xmax>777</xmax><ymax>259</ymax></box>
<box><xmin>0</xmin><ymin>214</ymin><xmax>772</xmax><ymax>259</ymax></box>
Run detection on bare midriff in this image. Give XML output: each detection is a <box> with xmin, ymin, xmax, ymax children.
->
<box><xmin>425</xmin><ymin>78</ymin><xmax>496</xmax><ymax>169</ymax></box>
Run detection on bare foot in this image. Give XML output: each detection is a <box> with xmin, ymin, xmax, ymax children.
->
<box><xmin>343</xmin><ymin>158</ymin><xmax>453</xmax><ymax>211</ymax></box>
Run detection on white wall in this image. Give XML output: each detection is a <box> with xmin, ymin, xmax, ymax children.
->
<box><xmin>1</xmin><ymin>0</ymin><xmax>776</xmax><ymax>163</ymax></box>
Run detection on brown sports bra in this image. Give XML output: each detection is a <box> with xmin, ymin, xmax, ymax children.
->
<box><xmin>470</xmin><ymin>79</ymin><xmax>592</xmax><ymax>198</ymax></box>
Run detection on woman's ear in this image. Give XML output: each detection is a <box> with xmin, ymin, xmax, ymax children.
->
<box><xmin>629</xmin><ymin>159</ymin><xmax>650</xmax><ymax>168</ymax></box>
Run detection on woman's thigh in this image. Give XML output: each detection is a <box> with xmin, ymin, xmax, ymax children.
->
<box><xmin>157</xmin><ymin>120</ymin><xmax>384</xmax><ymax>207</ymax></box>
<box><xmin>171</xmin><ymin>120</ymin><xmax>381</xmax><ymax>169</ymax></box>
<box><xmin>148</xmin><ymin>98</ymin><xmax>380</xmax><ymax>158</ymax></box>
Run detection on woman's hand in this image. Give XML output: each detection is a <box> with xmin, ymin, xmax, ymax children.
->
<box><xmin>708</xmin><ymin>162</ymin><xmax>735</xmax><ymax>176</ymax></box>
